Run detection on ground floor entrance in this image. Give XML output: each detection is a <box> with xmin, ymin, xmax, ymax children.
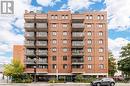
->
<box><xmin>30</xmin><ymin>74</ymin><xmax>107</xmax><ymax>82</ymax></box>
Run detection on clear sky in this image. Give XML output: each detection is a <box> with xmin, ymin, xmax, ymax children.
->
<box><xmin>0</xmin><ymin>0</ymin><xmax>130</xmax><ymax>64</ymax></box>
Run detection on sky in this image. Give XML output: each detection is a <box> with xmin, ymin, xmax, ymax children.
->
<box><xmin>0</xmin><ymin>0</ymin><xmax>130</xmax><ymax>64</ymax></box>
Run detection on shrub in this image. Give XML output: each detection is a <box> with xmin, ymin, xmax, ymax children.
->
<box><xmin>12</xmin><ymin>74</ymin><xmax>33</xmax><ymax>83</ymax></box>
<box><xmin>75</xmin><ymin>74</ymin><xmax>84</xmax><ymax>82</ymax></box>
<box><xmin>48</xmin><ymin>78</ymin><xmax>58</xmax><ymax>83</ymax></box>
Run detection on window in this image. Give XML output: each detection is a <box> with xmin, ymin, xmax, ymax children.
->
<box><xmin>87</xmin><ymin>24</ymin><xmax>92</xmax><ymax>28</ymax></box>
<box><xmin>89</xmin><ymin>15</ymin><xmax>93</xmax><ymax>19</ymax></box>
<box><xmin>63</xmin><ymin>31</ymin><xmax>67</xmax><ymax>36</ymax></box>
<box><xmin>86</xmin><ymin>15</ymin><xmax>89</xmax><ymax>19</ymax></box>
<box><xmin>63</xmin><ymin>48</ymin><xmax>67</xmax><ymax>52</ymax></box>
<box><xmin>52</xmin><ymin>24</ymin><xmax>57</xmax><ymax>28</ymax></box>
<box><xmin>63</xmin><ymin>56</ymin><xmax>67</xmax><ymax>61</ymax></box>
<box><xmin>52</xmin><ymin>31</ymin><xmax>57</xmax><ymax>36</ymax></box>
<box><xmin>99</xmin><ymin>48</ymin><xmax>103</xmax><ymax>52</ymax></box>
<box><xmin>51</xmin><ymin>15</ymin><xmax>58</xmax><ymax>19</ymax></box>
<box><xmin>88</xmin><ymin>64</ymin><xmax>92</xmax><ymax>69</ymax></box>
<box><xmin>63</xmin><ymin>64</ymin><xmax>67</xmax><ymax>69</ymax></box>
<box><xmin>52</xmin><ymin>56</ymin><xmax>56</xmax><ymax>61</ymax></box>
<box><xmin>63</xmin><ymin>39</ymin><xmax>67</xmax><ymax>44</ymax></box>
<box><xmin>86</xmin><ymin>15</ymin><xmax>93</xmax><ymax>20</ymax></box>
<box><xmin>55</xmin><ymin>15</ymin><xmax>58</xmax><ymax>19</ymax></box>
<box><xmin>101</xmin><ymin>15</ymin><xmax>104</xmax><ymax>20</ymax></box>
<box><xmin>99</xmin><ymin>31</ymin><xmax>103</xmax><ymax>36</ymax></box>
<box><xmin>62</xmin><ymin>24</ymin><xmax>67</xmax><ymax>28</ymax></box>
<box><xmin>99</xmin><ymin>64</ymin><xmax>104</xmax><ymax>69</ymax></box>
<box><xmin>52</xmin><ymin>64</ymin><xmax>56</xmax><ymax>69</ymax></box>
<box><xmin>98</xmin><ymin>24</ymin><xmax>103</xmax><ymax>28</ymax></box>
<box><xmin>62</xmin><ymin>15</ymin><xmax>68</xmax><ymax>19</ymax></box>
<box><xmin>52</xmin><ymin>39</ymin><xmax>56</xmax><ymax>44</ymax></box>
<box><xmin>87</xmin><ymin>39</ymin><xmax>92</xmax><ymax>44</ymax></box>
<box><xmin>88</xmin><ymin>56</ymin><xmax>92</xmax><ymax>61</ymax></box>
<box><xmin>51</xmin><ymin>15</ymin><xmax>54</xmax><ymax>19</ymax></box>
<box><xmin>52</xmin><ymin>47</ymin><xmax>56</xmax><ymax>52</ymax></box>
<box><xmin>99</xmin><ymin>56</ymin><xmax>104</xmax><ymax>61</ymax></box>
<box><xmin>65</xmin><ymin>15</ymin><xmax>68</xmax><ymax>19</ymax></box>
<box><xmin>97</xmin><ymin>15</ymin><xmax>100</xmax><ymax>20</ymax></box>
<box><xmin>97</xmin><ymin>15</ymin><xmax>104</xmax><ymax>20</ymax></box>
<box><xmin>87</xmin><ymin>31</ymin><xmax>92</xmax><ymax>36</ymax></box>
<box><xmin>87</xmin><ymin>47</ymin><xmax>92</xmax><ymax>52</ymax></box>
<box><xmin>99</xmin><ymin>39</ymin><xmax>103</xmax><ymax>44</ymax></box>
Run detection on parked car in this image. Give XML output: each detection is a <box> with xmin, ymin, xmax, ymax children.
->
<box><xmin>90</xmin><ymin>77</ymin><xmax>115</xmax><ymax>86</ymax></box>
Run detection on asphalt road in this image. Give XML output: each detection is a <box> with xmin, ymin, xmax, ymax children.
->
<box><xmin>0</xmin><ymin>83</ymin><xmax>129</xmax><ymax>86</ymax></box>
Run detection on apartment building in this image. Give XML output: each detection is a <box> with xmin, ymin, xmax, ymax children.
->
<box><xmin>23</xmin><ymin>10</ymin><xmax>108</xmax><ymax>81</ymax></box>
<box><xmin>13</xmin><ymin>45</ymin><xmax>25</xmax><ymax>65</ymax></box>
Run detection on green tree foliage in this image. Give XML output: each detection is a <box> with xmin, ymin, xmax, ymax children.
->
<box><xmin>3</xmin><ymin>59</ymin><xmax>32</xmax><ymax>83</ymax></box>
<box><xmin>4</xmin><ymin>59</ymin><xmax>24</xmax><ymax>77</ymax></box>
<box><xmin>108</xmin><ymin>52</ymin><xmax>117</xmax><ymax>76</ymax></box>
<box><xmin>118</xmin><ymin>43</ymin><xmax>130</xmax><ymax>77</ymax></box>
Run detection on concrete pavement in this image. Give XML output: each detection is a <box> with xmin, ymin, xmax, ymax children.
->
<box><xmin>0</xmin><ymin>83</ymin><xmax>129</xmax><ymax>86</ymax></box>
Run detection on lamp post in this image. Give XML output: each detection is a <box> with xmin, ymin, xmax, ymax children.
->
<box><xmin>34</xmin><ymin>58</ymin><xmax>37</xmax><ymax>82</ymax></box>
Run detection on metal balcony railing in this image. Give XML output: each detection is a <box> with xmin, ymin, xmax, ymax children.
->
<box><xmin>25</xmin><ymin>41</ymin><xmax>34</xmax><ymax>46</ymax></box>
<box><xmin>37</xmin><ymin>59</ymin><xmax>47</xmax><ymax>64</ymax></box>
<box><xmin>72</xmin><ymin>41</ymin><xmax>84</xmax><ymax>47</ymax></box>
<box><xmin>36</xmin><ymin>41</ymin><xmax>47</xmax><ymax>46</ymax></box>
<box><xmin>72</xmin><ymin>50</ymin><xmax>84</xmax><ymax>56</ymax></box>
<box><xmin>36</xmin><ymin>50</ymin><xmax>48</xmax><ymax>56</ymax></box>
<box><xmin>36</xmin><ymin>23</ymin><xmax>47</xmax><ymax>29</ymax></box>
<box><xmin>25</xmin><ymin>32</ymin><xmax>34</xmax><ymax>38</ymax></box>
<box><xmin>36</xmin><ymin>32</ymin><xmax>47</xmax><ymax>37</ymax></box>
<box><xmin>25</xmin><ymin>59</ymin><xmax>35</xmax><ymax>64</ymax></box>
<box><xmin>24</xmin><ymin>23</ymin><xmax>34</xmax><ymax>29</ymax></box>
<box><xmin>72</xmin><ymin>32</ymin><xmax>84</xmax><ymax>37</ymax></box>
<box><xmin>72</xmin><ymin>23</ymin><xmax>84</xmax><ymax>28</ymax></box>
<box><xmin>25</xmin><ymin>50</ymin><xmax>35</xmax><ymax>56</ymax></box>
<box><xmin>24</xmin><ymin>13</ymin><xmax>35</xmax><ymax>20</ymax></box>
<box><xmin>72</xmin><ymin>59</ymin><xmax>84</xmax><ymax>63</ymax></box>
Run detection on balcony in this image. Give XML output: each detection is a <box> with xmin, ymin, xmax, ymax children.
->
<box><xmin>36</xmin><ymin>68</ymin><xmax>48</xmax><ymax>73</ymax></box>
<box><xmin>24</xmin><ymin>68</ymin><xmax>48</xmax><ymax>73</ymax></box>
<box><xmin>36</xmin><ymin>32</ymin><xmax>47</xmax><ymax>40</ymax></box>
<box><xmin>25</xmin><ymin>32</ymin><xmax>34</xmax><ymax>39</ymax></box>
<box><xmin>36</xmin><ymin>41</ymin><xmax>47</xmax><ymax>48</ymax></box>
<box><xmin>24</xmin><ymin>41</ymin><xmax>34</xmax><ymax>48</ymax></box>
<box><xmin>72</xmin><ymin>50</ymin><xmax>84</xmax><ymax>56</ymax></box>
<box><xmin>72</xmin><ymin>32</ymin><xmax>84</xmax><ymax>40</ymax></box>
<box><xmin>24</xmin><ymin>13</ymin><xmax>35</xmax><ymax>22</ymax></box>
<box><xmin>72</xmin><ymin>68</ymin><xmax>84</xmax><ymax>73</ymax></box>
<box><xmin>24</xmin><ymin>23</ymin><xmax>34</xmax><ymax>30</ymax></box>
<box><xmin>36</xmin><ymin>23</ymin><xmax>47</xmax><ymax>31</ymax></box>
<box><xmin>72</xmin><ymin>41</ymin><xmax>84</xmax><ymax>48</ymax></box>
<box><xmin>36</xmin><ymin>50</ymin><xmax>48</xmax><ymax>56</ymax></box>
<box><xmin>24</xmin><ymin>68</ymin><xmax>34</xmax><ymax>73</ymax></box>
<box><xmin>36</xmin><ymin>14</ymin><xmax>47</xmax><ymax>22</ymax></box>
<box><xmin>72</xmin><ymin>59</ymin><xmax>84</xmax><ymax>64</ymax></box>
<box><xmin>72</xmin><ymin>14</ymin><xmax>84</xmax><ymax>23</ymax></box>
<box><xmin>37</xmin><ymin>58</ymin><xmax>47</xmax><ymax>64</ymax></box>
<box><xmin>72</xmin><ymin>23</ymin><xmax>84</xmax><ymax>31</ymax></box>
<box><xmin>25</xmin><ymin>50</ymin><xmax>35</xmax><ymax>56</ymax></box>
<box><xmin>25</xmin><ymin>59</ymin><xmax>35</xmax><ymax>64</ymax></box>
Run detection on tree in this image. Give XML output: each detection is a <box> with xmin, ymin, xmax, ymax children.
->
<box><xmin>108</xmin><ymin>52</ymin><xmax>117</xmax><ymax>76</ymax></box>
<box><xmin>3</xmin><ymin>59</ymin><xmax>24</xmax><ymax>82</ymax></box>
<box><xmin>118</xmin><ymin>43</ymin><xmax>130</xmax><ymax>77</ymax></box>
<box><xmin>4</xmin><ymin>59</ymin><xmax>24</xmax><ymax>76</ymax></box>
